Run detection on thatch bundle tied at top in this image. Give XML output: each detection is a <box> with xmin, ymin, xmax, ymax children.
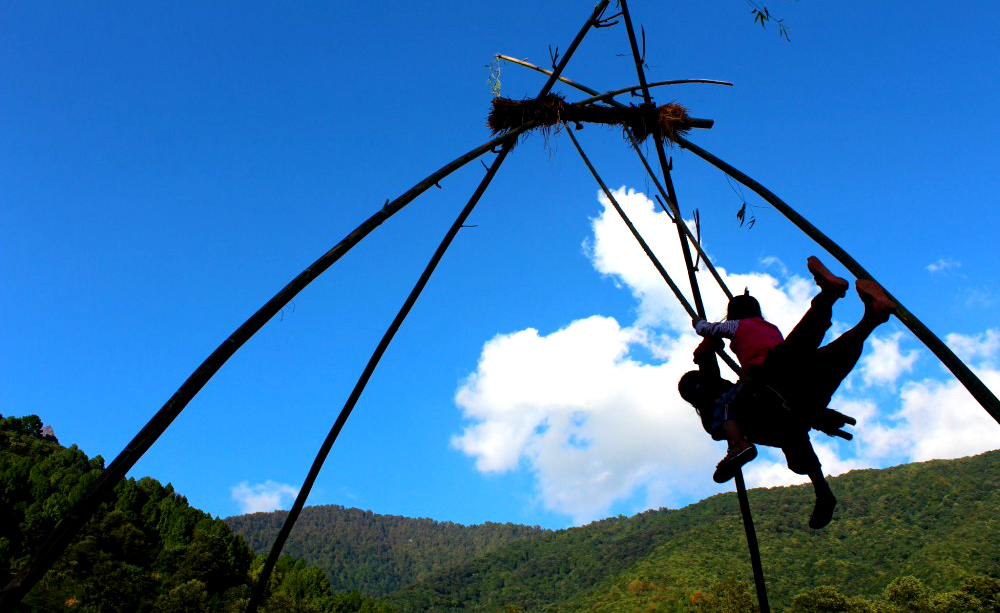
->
<box><xmin>487</xmin><ymin>94</ymin><xmax>713</xmax><ymax>143</ymax></box>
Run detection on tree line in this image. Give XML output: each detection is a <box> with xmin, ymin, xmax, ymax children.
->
<box><xmin>1</xmin><ymin>414</ymin><xmax>392</xmax><ymax>612</ymax></box>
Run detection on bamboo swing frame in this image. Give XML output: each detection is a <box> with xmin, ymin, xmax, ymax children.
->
<box><xmin>4</xmin><ymin>1</ymin><xmax>998</xmax><ymax>611</ymax></box>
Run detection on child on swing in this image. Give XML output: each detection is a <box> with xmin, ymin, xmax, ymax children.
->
<box><xmin>683</xmin><ymin>256</ymin><xmax>896</xmax><ymax>527</ymax></box>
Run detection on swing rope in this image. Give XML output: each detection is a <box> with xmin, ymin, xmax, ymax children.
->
<box><xmin>616</xmin><ymin>1</ymin><xmax>771</xmax><ymax>606</ymax></box>
<box><xmin>565</xmin><ymin>120</ymin><xmax>771</xmax><ymax>613</ymax></box>
<box><xmin>491</xmin><ymin>55</ymin><xmax>734</xmax><ymax>301</ymax></box>
<box><xmin>618</xmin><ymin>0</ymin><xmax>708</xmax><ymax>320</ymax></box>
<box><xmin>564</xmin><ymin>123</ymin><xmax>742</xmax><ymax>378</ymax></box>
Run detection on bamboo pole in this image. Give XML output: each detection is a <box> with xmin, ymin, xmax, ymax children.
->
<box><xmin>0</xmin><ymin>123</ymin><xmax>535</xmax><ymax>609</ymax></box>
<box><xmin>564</xmin><ymin>122</ymin><xmax>742</xmax><ymax>377</ymax></box>
<box><xmin>734</xmin><ymin>471</ymin><xmax>771</xmax><ymax>612</ymax></box>
<box><xmin>626</xmin><ymin>136</ymin><xmax>734</xmax><ymax>300</ymax></box>
<box><xmin>496</xmin><ymin>54</ymin><xmax>733</xmax><ymax>94</ymax></box>
<box><xmin>245</xmin><ymin>2</ymin><xmax>613</xmax><ymax>611</ymax></box>
<box><xmin>674</xmin><ymin>135</ymin><xmax>1000</xmax><ymax>425</ymax></box>
<box><xmin>618</xmin><ymin>0</ymin><xmax>707</xmax><ymax>318</ymax></box>
<box><xmin>246</xmin><ymin>140</ymin><xmax>518</xmax><ymax>613</ymax></box>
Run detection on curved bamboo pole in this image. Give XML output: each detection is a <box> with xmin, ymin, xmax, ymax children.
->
<box><xmin>675</xmin><ymin>135</ymin><xmax>1000</xmax><ymax>425</ymax></box>
<box><xmin>0</xmin><ymin>123</ymin><xmax>534</xmax><ymax>608</ymax></box>
<box><xmin>497</xmin><ymin>54</ymin><xmax>733</xmax><ymax>95</ymax></box>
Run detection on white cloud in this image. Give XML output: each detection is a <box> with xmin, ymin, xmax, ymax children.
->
<box><xmin>860</xmin><ymin>332</ymin><xmax>919</xmax><ymax>388</ymax></box>
<box><xmin>893</xmin><ymin>368</ymin><xmax>1000</xmax><ymax>461</ymax></box>
<box><xmin>962</xmin><ymin>286</ymin><xmax>996</xmax><ymax>309</ymax></box>
<box><xmin>231</xmin><ymin>480</ymin><xmax>298</xmax><ymax>514</ymax></box>
<box><xmin>453</xmin><ymin>186</ymin><xmax>1000</xmax><ymax>525</ymax></box>
<box><xmin>946</xmin><ymin>329</ymin><xmax>1000</xmax><ymax>365</ymax></box>
<box><xmin>926</xmin><ymin>257</ymin><xmax>961</xmax><ymax>274</ymax></box>
<box><xmin>585</xmin><ymin>187</ymin><xmax>816</xmax><ymax>335</ymax></box>
<box><xmin>811</xmin><ymin>439</ymin><xmax>869</xmax><ymax>476</ymax></box>
<box><xmin>743</xmin><ymin>448</ymin><xmax>810</xmax><ymax>488</ymax></box>
<box><xmin>451</xmin><ymin>315</ymin><xmax>720</xmax><ymax>523</ymax></box>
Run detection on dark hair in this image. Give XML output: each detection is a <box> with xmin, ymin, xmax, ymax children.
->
<box><xmin>726</xmin><ymin>292</ymin><xmax>761</xmax><ymax>320</ymax></box>
<box><xmin>678</xmin><ymin>370</ymin><xmax>703</xmax><ymax>408</ymax></box>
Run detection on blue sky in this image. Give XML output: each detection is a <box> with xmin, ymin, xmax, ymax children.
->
<box><xmin>3</xmin><ymin>1</ymin><xmax>1000</xmax><ymax>530</ymax></box>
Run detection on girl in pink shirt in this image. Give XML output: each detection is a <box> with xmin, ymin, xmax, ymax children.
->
<box><xmin>689</xmin><ymin>256</ymin><xmax>852</xmax><ymax>489</ymax></box>
<box><xmin>694</xmin><ymin>256</ymin><xmax>849</xmax><ymax>373</ymax></box>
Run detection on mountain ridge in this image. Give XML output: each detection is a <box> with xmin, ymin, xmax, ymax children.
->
<box><xmin>226</xmin><ymin>451</ymin><xmax>1000</xmax><ymax>611</ymax></box>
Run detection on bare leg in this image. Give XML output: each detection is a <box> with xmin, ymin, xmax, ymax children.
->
<box><xmin>781</xmin><ymin>438</ymin><xmax>836</xmax><ymax>528</ymax></box>
<box><xmin>766</xmin><ymin>257</ymin><xmax>848</xmax><ymax>377</ymax></box>
<box><xmin>720</xmin><ymin>420</ymin><xmax>745</xmax><ymax>445</ymax></box>
<box><xmin>811</xmin><ymin>279</ymin><xmax>898</xmax><ymax>404</ymax></box>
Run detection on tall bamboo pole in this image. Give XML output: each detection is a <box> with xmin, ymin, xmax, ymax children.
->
<box><xmin>245</xmin><ymin>2</ymin><xmax>613</xmax><ymax>610</ymax></box>
<box><xmin>246</xmin><ymin>140</ymin><xmax>517</xmax><ymax>613</ymax></box>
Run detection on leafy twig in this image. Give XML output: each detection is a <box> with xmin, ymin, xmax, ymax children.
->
<box><xmin>747</xmin><ymin>0</ymin><xmax>791</xmax><ymax>40</ymax></box>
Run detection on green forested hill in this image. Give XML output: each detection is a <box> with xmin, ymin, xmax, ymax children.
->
<box><xmin>0</xmin><ymin>414</ymin><xmax>391</xmax><ymax>612</ymax></box>
<box><xmin>8</xmin><ymin>410</ymin><xmax>996</xmax><ymax>612</ymax></box>
<box><xmin>225</xmin><ymin>506</ymin><xmax>548</xmax><ymax>596</ymax></box>
<box><xmin>385</xmin><ymin>450</ymin><xmax>1000</xmax><ymax>612</ymax></box>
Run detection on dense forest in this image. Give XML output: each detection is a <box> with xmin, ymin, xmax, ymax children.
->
<box><xmin>4</xmin><ymin>412</ymin><xmax>998</xmax><ymax>612</ymax></box>
<box><xmin>384</xmin><ymin>451</ymin><xmax>1000</xmax><ymax>612</ymax></box>
<box><xmin>226</xmin><ymin>507</ymin><xmax>547</xmax><ymax>595</ymax></box>
<box><xmin>0</xmin><ymin>414</ymin><xmax>392</xmax><ymax>612</ymax></box>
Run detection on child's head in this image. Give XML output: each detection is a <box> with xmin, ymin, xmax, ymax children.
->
<box><xmin>677</xmin><ymin>370</ymin><xmax>703</xmax><ymax>408</ymax></box>
<box><xmin>726</xmin><ymin>290</ymin><xmax>761</xmax><ymax>320</ymax></box>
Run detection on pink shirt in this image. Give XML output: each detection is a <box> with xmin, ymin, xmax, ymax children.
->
<box><xmin>695</xmin><ymin>316</ymin><xmax>784</xmax><ymax>368</ymax></box>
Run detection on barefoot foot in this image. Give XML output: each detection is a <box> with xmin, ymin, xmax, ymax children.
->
<box><xmin>856</xmin><ymin>279</ymin><xmax>897</xmax><ymax>323</ymax></box>
<box><xmin>808</xmin><ymin>256</ymin><xmax>848</xmax><ymax>298</ymax></box>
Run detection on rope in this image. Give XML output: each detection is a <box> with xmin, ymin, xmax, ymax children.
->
<box><xmin>565</xmin><ymin>120</ymin><xmax>770</xmax><ymax>612</ymax></box>
<box><xmin>616</xmin><ymin>2</ymin><xmax>770</xmax><ymax>609</ymax></box>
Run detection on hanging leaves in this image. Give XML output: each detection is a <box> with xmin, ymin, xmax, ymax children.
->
<box><xmin>747</xmin><ymin>0</ymin><xmax>791</xmax><ymax>41</ymax></box>
<box><xmin>736</xmin><ymin>202</ymin><xmax>757</xmax><ymax>229</ymax></box>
